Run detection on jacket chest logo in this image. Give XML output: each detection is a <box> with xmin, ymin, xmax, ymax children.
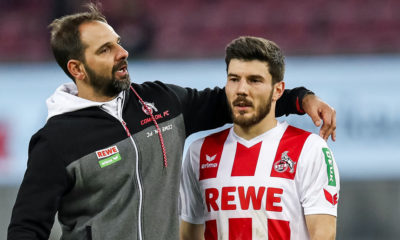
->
<box><xmin>140</xmin><ymin>101</ymin><xmax>158</xmax><ymax>115</ymax></box>
<box><xmin>96</xmin><ymin>146</ymin><xmax>121</xmax><ymax>168</ymax></box>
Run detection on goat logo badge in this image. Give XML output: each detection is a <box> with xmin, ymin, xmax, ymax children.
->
<box><xmin>140</xmin><ymin>101</ymin><xmax>158</xmax><ymax>115</ymax></box>
<box><xmin>274</xmin><ymin>151</ymin><xmax>296</xmax><ymax>173</ymax></box>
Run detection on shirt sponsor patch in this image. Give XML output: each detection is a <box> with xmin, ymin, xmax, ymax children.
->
<box><xmin>98</xmin><ymin>153</ymin><xmax>122</xmax><ymax>168</ymax></box>
<box><xmin>322</xmin><ymin>148</ymin><xmax>336</xmax><ymax>186</ymax></box>
<box><xmin>96</xmin><ymin>146</ymin><xmax>119</xmax><ymax>159</ymax></box>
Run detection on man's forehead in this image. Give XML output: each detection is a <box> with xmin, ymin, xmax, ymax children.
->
<box><xmin>228</xmin><ymin>59</ymin><xmax>270</xmax><ymax>73</ymax></box>
<box><xmin>79</xmin><ymin>21</ymin><xmax>118</xmax><ymax>48</ymax></box>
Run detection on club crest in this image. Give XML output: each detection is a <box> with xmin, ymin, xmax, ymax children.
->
<box><xmin>274</xmin><ymin>151</ymin><xmax>296</xmax><ymax>173</ymax></box>
<box><xmin>140</xmin><ymin>101</ymin><xmax>158</xmax><ymax>115</ymax></box>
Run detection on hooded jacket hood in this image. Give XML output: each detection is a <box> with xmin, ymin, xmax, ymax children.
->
<box><xmin>46</xmin><ymin>82</ymin><xmax>124</xmax><ymax>121</ymax></box>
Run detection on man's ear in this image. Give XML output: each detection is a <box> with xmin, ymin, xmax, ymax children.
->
<box><xmin>272</xmin><ymin>81</ymin><xmax>285</xmax><ymax>101</ymax></box>
<box><xmin>67</xmin><ymin>59</ymin><xmax>86</xmax><ymax>82</ymax></box>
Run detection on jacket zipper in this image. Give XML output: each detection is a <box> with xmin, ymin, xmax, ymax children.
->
<box><xmin>101</xmin><ymin>95</ymin><xmax>144</xmax><ymax>240</ymax></box>
<box><xmin>120</xmin><ymin>120</ymin><xmax>143</xmax><ymax>240</ymax></box>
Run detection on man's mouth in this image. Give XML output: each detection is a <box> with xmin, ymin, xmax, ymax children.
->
<box><xmin>232</xmin><ymin>97</ymin><xmax>253</xmax><ymax>107</ymax></box>
<box><xmin>117</xmin><ymin>66</ymin><xmax>127</xmax><ymax>73</ymax></box>
<box><xmin>234</xmin><ymin>101</ymin><xmax>252</xmax><ymax>107</ymax></box>
<box><xmin>114</xmin><ymin>61</ymin><xmax>129</xmax><ymax>77</ymax></box>
<box><xmin>232</xmin><ymin>98</ymin><xmax>253</xmax><ymax>113</ymax></box>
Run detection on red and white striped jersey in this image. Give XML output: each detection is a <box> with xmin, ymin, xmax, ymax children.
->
<box><xmin>180</xmin><ymin>121</ymin><xmax>340</xmax><ymax>240</ymax></box>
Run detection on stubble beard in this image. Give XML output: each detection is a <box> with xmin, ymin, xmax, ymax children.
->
<box><xmin>85</xmin><ymin>60</ymin><xmax>131</xmax><ymax>98</ymax></box>
<box><xmin>229</xmin><ymin>91</ymin><xmax>273</xmax><ymax>129</ymax></box>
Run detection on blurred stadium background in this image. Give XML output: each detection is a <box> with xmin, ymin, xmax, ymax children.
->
<box><xmin>0</xmin><ymin>0</ymin><xmax>399</xmax><ymax>239</ymax></box>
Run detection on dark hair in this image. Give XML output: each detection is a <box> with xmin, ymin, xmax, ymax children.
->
<box><xmin>225</xmin><ymin>36</ymin><xmax>285</xmax><ymax>84</ymax></box>
<box><xmin>48</xmin><ymin>3</ymin><xmax>107</xmax><ymax>81</ymax></box>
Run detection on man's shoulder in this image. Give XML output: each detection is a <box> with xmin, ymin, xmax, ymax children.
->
<box><xmin>187</xmin><ymin>127</ymin><xmax>232</xmax><ymax>159</ymax></box>
<box><xmin>284</xmin><ymin>124</ymin><xmax>326</xmax><ymax>147</ymax></box>
<box><xmin>191</xmin><ymin>127</ymin><xmax>231</xmax><ymax>147</ymax></box>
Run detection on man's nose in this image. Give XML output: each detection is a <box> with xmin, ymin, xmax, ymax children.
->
<box><xmin>116</xmin><ymin>44</ymin><xmax>129</xmax><ymax>60</ymax></box>
<box><xmin>236</xmin><ymin>79</ymin><xmax>249</xmax><ymax>95</ymax></box>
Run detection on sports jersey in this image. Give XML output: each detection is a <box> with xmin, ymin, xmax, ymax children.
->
<box><xmin>180</xmin><ymin>121</ymin><xmax>340</xmax><ymax>240</ymax></box>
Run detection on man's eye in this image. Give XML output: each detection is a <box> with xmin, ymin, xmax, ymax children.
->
<box><xmin>250</xmin><ymin>78</ymin><xmax>261</xmax><ymax>83</ymax></box>
<box><xmin>100</xmin><ymin>47</ymin><xmax>110</xmax><ymax>54</ymax></box>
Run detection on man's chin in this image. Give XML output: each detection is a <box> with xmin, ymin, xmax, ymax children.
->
<box><xmin>233</xmin><ymin>115</ymin><xmax>254</xmax><ymax>127</ymax></box>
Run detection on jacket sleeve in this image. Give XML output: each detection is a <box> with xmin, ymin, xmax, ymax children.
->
<box><xmin>167</xmin><ymin>84</ymin><xmax>313</xmax><ymax>136</ymax></box>
<box><xmin>8</xmin><ymin>132</ymin><xmax>71</xmax><ymax>240</ymax></box>
<box><xmin>276</xmin><ymin>87</ymin><xmax>313</xmax><ymax>117</ymax></box>
<box><xmin>166</xmin><ymin>84</ymin><xmax>231</xmax><ymax>137</ymax></box>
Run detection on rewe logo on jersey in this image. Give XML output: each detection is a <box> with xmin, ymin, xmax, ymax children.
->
<box><xmin>140</xmin><ymin>101</ymin><xmax>158</xmax><ymax>115</ymax></box>
<box><xmin>201</xmin><ymin>154</ymin><xmax>218</xmax><ymax>169</ymax></box>
<box><xmin>274</xmin><ymin>151</ymin><xmax>296</xmax><ymax>173</ymax></box>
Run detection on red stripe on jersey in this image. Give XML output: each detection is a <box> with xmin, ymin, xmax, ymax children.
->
<box><xmin>231</xmin><ymin>142</ymin><xmax>262</xmax><ymax>176</ymax></box>
<box><xmin>270</xmin><ymin>126</ymin><xmax>311</xmax><ymax>180</ymax></box>
<box><xmin>268</xmin><ymin>219</ymin><xmax>291</xmax><ymax>240</ymax></box>
<box><xmin>204</xmin><ymin>220</ymin><xmax>217</xmax><ymax>240</ymax></box>
<box><xmin>199</xmin><ymin>129</ymin><xmax>230</xmax><ymax>180</ymax></box>
<box><xmin>229</xmin><ymin>218</ymin><xmax>252</xmax><ymax>240</ymax></box>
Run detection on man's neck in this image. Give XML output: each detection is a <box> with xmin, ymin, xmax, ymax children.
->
<box><xmin>78</xmin><ymin>90</ymin><xmax>116</xmax><ymax>102</ymax></box>
<box><xmin>76</xmin><ymin>82</ymin><xmax>116</xmax><ymax>102</ymax></box>
<box><xmin>233</xmin><ymin>114</ymin><xmax>278</xmax><ymax>141</ymax></box>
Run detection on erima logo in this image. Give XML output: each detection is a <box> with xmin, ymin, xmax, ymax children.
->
<box><xmin>140</xmin><ymin>101</ymin><xmax>158</xmax><ymax>115</ymax></box>
<box><xmin>274</xmin><ymin>151</ymin><xmax>296</xmax><ymax>173</ymax></box>
<box><xmin>206</xmin><ymin>154</ymin><xmax>216</xmax><ymax>162</ymax></box>
<box><xmin>96</xmin><ymin>146</ymin><xmax>119</xmax><ymax>159</ymax></box>
<box><xmin>202</xmin><ymin>154</ymin><xmax>218</xmax><ymax>169</ymax></box>
<box><xmin>324</xmin><ymin>189</ymin><xmax>338</xmax><ymax>206</ymax></box>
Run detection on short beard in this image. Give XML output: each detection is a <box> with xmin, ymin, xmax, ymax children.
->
<box><xmin>229</xmin><ymin>90</ymin><xmax>273</xmax><ymax>128</ymax></box>
<box><xmin>85</xmin><ymin>60</ymin><xmax>131</xmax><ymax>98</ymax></box>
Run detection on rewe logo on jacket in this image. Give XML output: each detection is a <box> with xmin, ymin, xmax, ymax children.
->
<box><xmin>96</xmin><ymin>146</ymin><xmax>119</xmax><ymax>159</ymax></box>
<box><xmin>96</xmin><ymin>146</ymin><xmax>122</xmax><ymax>168</ymax></box>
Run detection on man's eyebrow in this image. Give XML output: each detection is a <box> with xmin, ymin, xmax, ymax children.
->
<box><xmin>248</xmin><ymin>74</ymin><xmax>264</xmax><ymax>79</ymax></box>
<box><xmin>95</xmin><ymin>42</ymin><xmax>112</xmax><ymax>54</ymax></box>
<box><xmin>95</xmin><ymin>37</ymin><xmax>121</xmax><ymax>54</ymax></box>
<box><xmin>227</xmin><ymin>73</ymin><xmax>239</xmax><ymax>77</ymax></box>
<box><xmin>228</xmin><ymin>73</ymin><xmax>264</xmax><ymax>79</ymax></box>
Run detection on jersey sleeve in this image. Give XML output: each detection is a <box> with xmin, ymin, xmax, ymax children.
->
<box><xmin>179</xmin><ymin>139</ymin><xmax>206</xmax><ymax>224</ymax></box>
<box><xmin>296</xmin><ymin>134</ymin><xmax>340</xmax><ymax>217</ymax></box>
